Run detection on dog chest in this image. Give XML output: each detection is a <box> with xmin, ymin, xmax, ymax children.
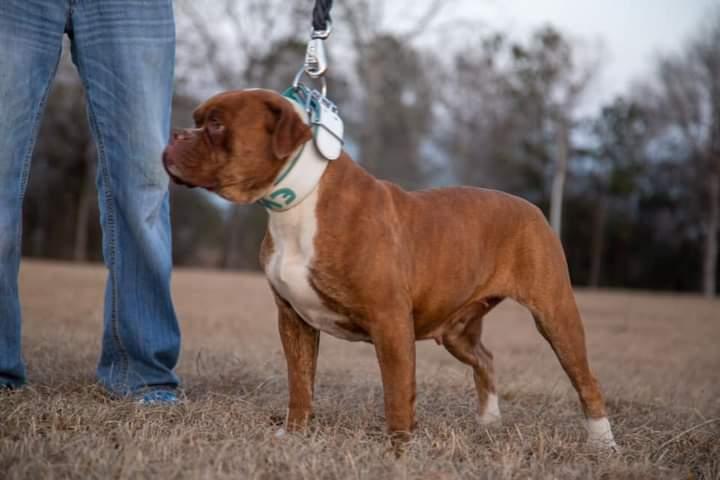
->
<box><xmin>265</xmin><ymin>190</ymin><xmax>368</xmax><ymax>342</ymax></box>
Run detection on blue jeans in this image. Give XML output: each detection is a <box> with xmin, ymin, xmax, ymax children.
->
<box><xmin>0</xmin><ymin>0</ymin><xmax>180</xmax><ymax>395</ymax></box>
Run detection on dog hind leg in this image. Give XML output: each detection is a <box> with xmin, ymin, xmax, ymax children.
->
<box><xmin>442</xmin><ymin>304</ymin><xmax>501</xmax><ymax>425</ymax></box>
<box><xmin>507</xmin><ymin>219</ymin><xmax>617</xmax><ymax>449</ymax></box>
<box><xmin>525</xmin><ymin>284</ymin><xmax>616</xmax><ymax>449</ymax></box>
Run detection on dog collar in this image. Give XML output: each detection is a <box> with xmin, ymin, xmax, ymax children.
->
<box><xmin>257</xmin><ymin>90</ymin><xmax>331</xmax><ymax>212</ymax></box>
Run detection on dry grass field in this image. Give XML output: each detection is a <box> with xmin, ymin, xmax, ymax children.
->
<box><xmin>1</xmin><ymin>260</ymin><xmax>719</xmax><ymax>479</ymax></box>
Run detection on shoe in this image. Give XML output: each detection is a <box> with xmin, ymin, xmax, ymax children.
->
<box><xmin>136</xmin><ymin>389</ymin><xmax>180</xmax><ymax>406</ymax></box>
<box><xmin>0</xmin><ymin>383</ymin><xmax>23</xmax><ymax>392</ymax></box>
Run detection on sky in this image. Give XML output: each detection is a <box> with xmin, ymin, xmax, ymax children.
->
<box><xmin>405</xmin><ymin>0</ymin><xmax>717</xmax><ymax>113</ymax></box>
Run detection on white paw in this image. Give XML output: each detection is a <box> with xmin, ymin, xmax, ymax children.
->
<box><xmin>586</xmin><ymin>417</ymin><xmax>618</xmax><ymax>451</ymax></box>
<box><xmin>477</xmin><ymin>393</ymin><xmax>502</xmax><ymax>425</ymax></box>
<box><xmin>274</xmin><ymin>427</ymin><xmax>287</xmax><ymax>438</ymax></box>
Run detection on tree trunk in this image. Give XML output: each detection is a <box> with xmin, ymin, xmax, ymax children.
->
<box><xmin>550</xmin><ymin>118</ymin><xmax>570</xmax><ymax>237</ymax></box>
<box><xmin>589</xmin><ymin>195</ymin><xmax>608</xmax><ymax>288</ymax></box>
<box><xmin>702</xmin><ymin>172</ymin><xmax>719</xmax><ymax>298</ymax></box>
<box><xmin>30</xmin><ymin>222</ymin><xmax>46</xmax><ymax>257</ymax></box>
<box><xmin>704</xmin><ymin>62</ymin><xmax>720</xmax><ymax>298</ymax></box>
<box><xmin>73</xmin><ymin>147</ymin><xmax>95</xmax><ymax>261</ymax></box>
<box><xmin>221</xmin><ymin>206</ymin><xmax>242</xmax><ymax>269</ymax></box>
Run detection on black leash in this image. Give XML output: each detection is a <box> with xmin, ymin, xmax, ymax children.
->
<box><xmin>312</xmin><ymin>0</ymin><xmax>333</xmax><ymax>32</ymax></box>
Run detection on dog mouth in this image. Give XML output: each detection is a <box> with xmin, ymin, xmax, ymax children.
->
<box><xmin>162</xmin><ymin>151</ymin><xmax>201</xmax><ymax>189</ymax></box>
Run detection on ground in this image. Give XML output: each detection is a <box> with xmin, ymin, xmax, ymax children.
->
<box><xmin>1</xmin><ymin>260</ymin><xmax>719</xmax><ymax>479</ymax></box>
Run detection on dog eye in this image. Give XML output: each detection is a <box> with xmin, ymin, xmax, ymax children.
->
<box><xmin>207</xmin><ymin>117</ymin><xmax>224</xmax><ymax>133</ymax></box>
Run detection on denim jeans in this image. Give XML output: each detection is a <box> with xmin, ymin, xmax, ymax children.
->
<box><xmin>0</xmin><ymin>0</ymin><xmax>180</xmax><ymax>395</ymax></box>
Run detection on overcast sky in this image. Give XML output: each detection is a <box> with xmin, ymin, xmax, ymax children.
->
<box><xmin>405</xmin><ymin>0</ymin><xmax>717</xmax><ymax>113</ymax></box>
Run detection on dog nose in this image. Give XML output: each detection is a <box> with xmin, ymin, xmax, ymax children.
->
<box><xmin>171</xmin><ymin>129</ymin><xmax>184</xmax><ymax>142</ymax></box>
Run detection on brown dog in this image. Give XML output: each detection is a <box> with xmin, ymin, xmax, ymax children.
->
<box><xmin>163</xmin><ymin>88</ymin><xmax>616</xmax><ymax>449</ymax></box>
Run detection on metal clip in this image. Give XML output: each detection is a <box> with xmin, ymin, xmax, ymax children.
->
<box><xmin>311</xmin><ymin>21</ymin><xmax>332</xmax><ymax>40</ymax></box>
<box><xmin>304</xmin><ymin>21</ymin><xmax>332</xmax><ymax>79</ymax></box>
<box><xmin>304</xmin><ymin>37</ymin><xmax>328</xmax><ymax>78</ymax></box>
<box><xmin>293</xmin><ymin>67</ymin><xmax>327</xmax><ymax>98</ymax></box>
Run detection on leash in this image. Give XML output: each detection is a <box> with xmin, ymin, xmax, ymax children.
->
<box><xmin>312</xmin><ymin>0</ymin><xmax>333</xmax><ymax>32</ymax></box>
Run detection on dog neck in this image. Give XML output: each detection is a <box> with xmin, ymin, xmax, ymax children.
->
<box><xmin>257</xmin><ymin>98</ymin><xmax>329</xmax><ymax>213</ymax></box>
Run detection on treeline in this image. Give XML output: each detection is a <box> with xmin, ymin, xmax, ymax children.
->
<box><xmin>21</xmin><ymin>1</ymin><xmax>720</xmax><ymax>297</ymax></box>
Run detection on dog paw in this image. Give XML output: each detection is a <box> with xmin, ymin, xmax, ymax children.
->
<box><xmin>586</xmin><ymin>417</ymin><xmax>618</xmax><ymax>452</ymax></box>
<box><xmin>476</xmin><ymin>393</ymin><xmax>502</xmax><ymax>426</ymax></box>
<box><xmin>274</xmin><ymin>427</ymin><xmax>288</xmax><ymax>439</ymax></box>
<box><xmin>476</xmin><ymin>412</ymin><xmax>502</xmax><ymax>426</ymax></box>
<box><xmin>588</xmin><ymin>437</ymin><xmax>620</xmax><ymax>453</ymax></box>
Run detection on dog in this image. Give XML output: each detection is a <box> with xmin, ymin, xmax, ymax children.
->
<box><xmin>162</xmin><ymin>88</ymin><xmax>616</xmax><ymax>449</ymax></box>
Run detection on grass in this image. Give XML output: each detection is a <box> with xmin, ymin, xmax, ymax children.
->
<box><xmin>1</xmin><ymin>260</ymin><xmax>719</xmax><ymax>479</ymax></box>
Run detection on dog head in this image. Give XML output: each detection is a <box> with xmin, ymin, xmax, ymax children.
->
<box><xmin>163</xmin><ymin>89</ymin><xmax>312</xmax><ymax>203</ymax></box>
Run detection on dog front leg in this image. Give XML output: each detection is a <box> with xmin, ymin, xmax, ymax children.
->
<box><xmin>371</xmin><ymin>313</ymin><xmax>417</xmax><ymax>448</ymax></box>
<box><xmin>276</xmin><ymin>296</ymin><xmax>320</xmax><ymax>433</ymax></box>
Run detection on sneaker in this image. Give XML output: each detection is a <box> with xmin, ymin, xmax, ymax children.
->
<box><xmin>0</xmin><ymin>383</ymin><xmax>23</xmax><ymax>392</ymax></box>
<box><xmin>136</xmin><ymin>389</ymin><xmax>180</xmax><ymax>406</ymax></box>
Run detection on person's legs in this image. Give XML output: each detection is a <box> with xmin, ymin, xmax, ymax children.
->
<box><xmin>0</xmin><ymin>1</ymin><xmax>68</xmax><ymax>388</ymax></box>
<box><xmin>68</xmin><ymin>0</ymin><xmax>180</xmax><ymax>395</ymax></box>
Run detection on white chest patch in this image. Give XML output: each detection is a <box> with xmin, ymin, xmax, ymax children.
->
<box><xmin>265</xmin><ymin>188</ymin><xmax>368</xmax><ymax>342</ymax></box>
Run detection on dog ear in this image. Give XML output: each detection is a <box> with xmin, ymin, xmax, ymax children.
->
<box><xmin>270</xmin><ymin>101</ymin><xmax>312</xmax><ymax>160</ymax></box>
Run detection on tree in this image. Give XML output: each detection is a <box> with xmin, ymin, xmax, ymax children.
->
<box><xmin>505</xmin><ymin>27</ymin><xmax>597</xmax><ymax>236</ymax></box>
<box><xmin>584</xmin><ymin>98</ymin><xmax>648</xmax><ymax>287</ymax></box>
<box><xmin>645</xmin><ymin>10</ymin><xmax>720</xmax><ymax>297</ymax></box>
<box><xmin>437</xmin><ymin>32</ymin><xmax>540</xmax><ymax>192</ymax></box>
<box><xmin>352</xmin><ymin>34</ymin><xmax>433</xmax><ymax>187</ymax></box>
<box><xmin>175</xmin><ymin>0</ymin><xmax>308</xmax><ymax>93</ymax></box>
<box><xmin>175</xmin><ymin>0</ymin><xmax>311</xmax><ymax>269</ymax></box>
<box><xmin>337</xmin><ymin>0</ymin><xmax>446</xmax><ymax>188</ymax></box>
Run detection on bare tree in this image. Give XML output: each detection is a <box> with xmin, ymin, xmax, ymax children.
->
<box><xmin>505</xmin><ymin>27</ymin><xmax>597</xmax><ymax>237</ymax></box>
<box><xmin>435</xmin><ymin>33</ymin><xmax>527</xmax><ymax>191</ymax></box>
<box><xmin>175</xmin><ymin>0</ymin><xmax>310</xmax><ymax>269</ymax></box>
<box><xmin>490</xmin><ymin>27</ymin><xmax>597</xmax><ymax>235</ymax></box>
<box><xmin>646</xmin><ymin>10</ymin><xmax>720</xmax><ymax>297</ymax></box>
<box><xmin>352</xmin><ymin>33</ymin><xmax>433</xmax><ymax>187</ymax></box>
<box><xmin>175</xmin><ymin>0</ymin><xmax>308</xmax><ymax>93</ymax></box>
<box><xmin>585</xmin><ymin>98</ymin><xmax>648</xmax><ymax>287</ymax></box>
<box><xmin>335</xmin><ymin>0</ymin><xmax>449</xmax><ymax>187</ymax></box>
<box><xmin>439</xmin><ymin>26</ymin><xmax>597</xmax><ymax>234</ymax></box>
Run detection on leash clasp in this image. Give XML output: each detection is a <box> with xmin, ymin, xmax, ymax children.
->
<box><xmin>304</xmin><ymin>21</ymin><xmax>332</xmax><ymax>79</ymax></box>
<box><xmin>311</xmin><ymin>21</ymin><xmax>332</xmax><ymax>40</ymax></box>
<box><xmin>293</xmin><ymin>68</ymin><xmax>327</xmax><ymax>98</ymax></box>
<box><xmin>305</xmin><ymin>38</ymin><xmax>329</xmax><ymax>78</ymax></box>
